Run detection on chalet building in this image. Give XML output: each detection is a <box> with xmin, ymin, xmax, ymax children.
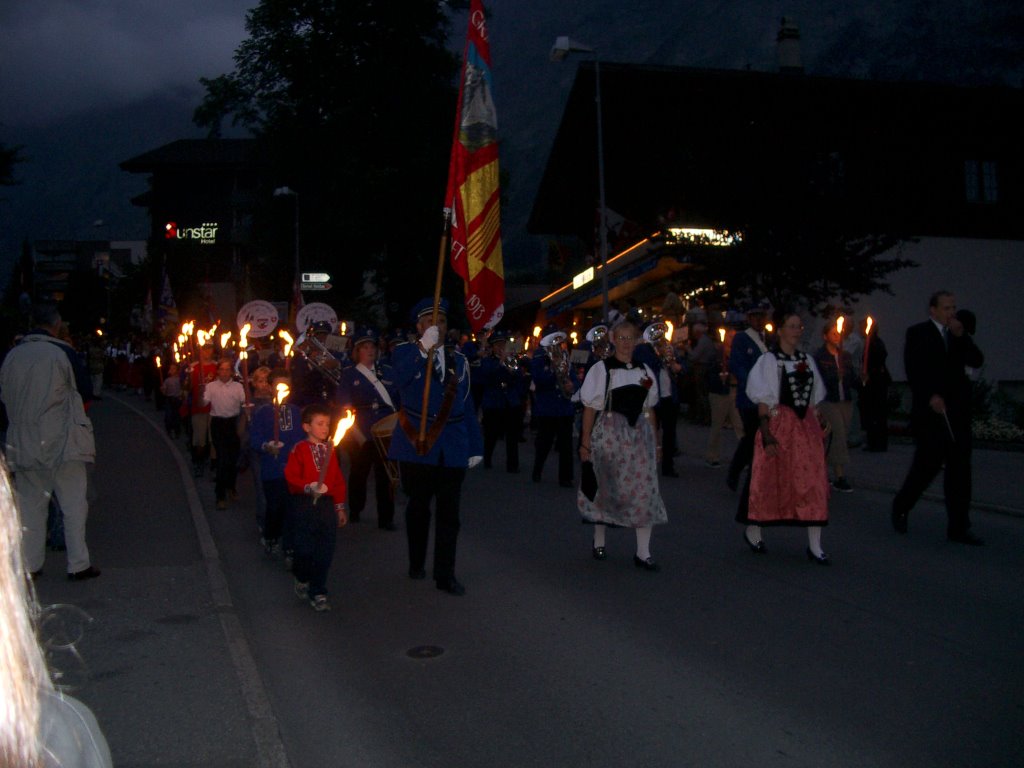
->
<box><xmin>120</xmin><ymin>139</ymin><xmax>263</xmax><ymax>320</ymax></box>
<box><xmin>529</xmin><ymin>60</ymin><xmax>1024</xmax><ymax>383</ymax></box>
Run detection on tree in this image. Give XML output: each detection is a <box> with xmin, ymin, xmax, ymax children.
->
<box><xmin>194</xmin><ymin>0</ymin><xmax>468</xmax><ymax>324</ymax></box>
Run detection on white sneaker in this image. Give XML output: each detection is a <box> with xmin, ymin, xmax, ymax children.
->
<box><xmin>310</xmin><ymin>594</ymin><xmax>330</xmax><ymax>612</ymax></box>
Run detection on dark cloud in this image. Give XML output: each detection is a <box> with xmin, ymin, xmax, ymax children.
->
<box><xmin>0</xmin><ymin>0</ymin><xmax>253</xmax><ymax>126</ymax></box>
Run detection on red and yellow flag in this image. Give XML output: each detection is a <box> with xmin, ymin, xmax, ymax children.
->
<box><xmin>445</xmin><ymin>0</ymin><xmax>504</xmax><ymax>332</ymax></box>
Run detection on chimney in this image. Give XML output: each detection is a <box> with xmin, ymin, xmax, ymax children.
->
<box><xmin>777</xmin><ymin>17</ymin><xmax>803</xmax><ymax>74</ymax></box>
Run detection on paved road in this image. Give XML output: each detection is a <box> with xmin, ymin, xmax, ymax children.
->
<box><xmin>34</xmin><ymin>395</ymin><xmax>1024</xmax><ymax>767</ymax></box>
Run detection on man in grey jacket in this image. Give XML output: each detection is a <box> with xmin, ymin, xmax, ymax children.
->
<box><xmin>0</xmin><ymin>304</ymin><xmax>100</xmax><ymax>580</ymax></box>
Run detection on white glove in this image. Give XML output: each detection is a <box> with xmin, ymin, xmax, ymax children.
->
<box><xmin>468</xmin><ymin>455</ymin><xmax>483</xmax><ymax>469</ymax></box>
<box><xmin>419</xmin><ymin>325</ymin><xmax>440</xmax><ymax>352</ymax></box>
<box><xmin>304</xmin><ymin>482</ymin><xmax>327</xmax><ymax>495</ymax></box>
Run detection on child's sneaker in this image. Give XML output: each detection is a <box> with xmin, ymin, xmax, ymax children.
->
<box><xmin>293</xmin><ymin>579</ymin><xmax>309</xmax><ymax>601</ymax></box>
<box><xmin>310</xmin><ymin>594</ymin><xmax>330</xmax><ymax>612</ymax></box>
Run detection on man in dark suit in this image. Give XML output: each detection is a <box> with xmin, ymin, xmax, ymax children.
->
<box><xmin>892</xmin><ymin>291</ymin><xmax>984</xmax><ymax>544</ymax></box>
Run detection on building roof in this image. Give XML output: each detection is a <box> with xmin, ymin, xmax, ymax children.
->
<box><xmin>529</xmin><ymin>62</ymin><xmax>1024</xmax><ymax>240</ymax></box>
<box><xmin>120</xmin><ymin>139</ymin><xmax>260</xmax><ymax>173</ymax></box>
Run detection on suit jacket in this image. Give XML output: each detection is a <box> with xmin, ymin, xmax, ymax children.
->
<box><xmin>388</xmin><ymin>342</ymin><xmax>482</xmax><ymax>467</ymax></box>
<box><xmin>903</xmin><ymin>320</ymin><xmax>983</xmax><ymax>436</ymax></box>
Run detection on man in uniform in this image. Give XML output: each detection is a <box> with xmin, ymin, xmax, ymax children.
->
<box><xmin>338</xmin><ymin>327</ymin><xmax>399</xmax><ymax>529</ymax></box>
<box><xmin>291</xmin><ymin>320</ymin><xmax>341</xmax><ymax>408</ymax></box>
<box><xmin>479</xmin><ymin>330</ymin><xmax>523</xmax><ymax>473</ymax></box>
<box><xmin>531</xmin><ymin>324</ymin><xmax>579</xmax><ymax>487</ymax></box>
<box><xmin>388</xmin><ymin>299</ymin><xmax>482</xmax><ymax>595</ymax></box>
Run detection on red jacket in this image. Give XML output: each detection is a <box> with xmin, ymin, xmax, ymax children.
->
<box><xmin>284</xmin><ymin>440</ymin><xmax>347</xmax><ymax>507</ymax></box>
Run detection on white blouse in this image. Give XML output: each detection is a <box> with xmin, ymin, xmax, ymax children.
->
<box><xmin>579</xmin><ymin>360</ymin><xmax>659</xmax><ymax>411</ymax></box>
<box><xmin>745</xmin><ymin>351</ymin><xmax>826</xmax><ymax>408</ymax></box>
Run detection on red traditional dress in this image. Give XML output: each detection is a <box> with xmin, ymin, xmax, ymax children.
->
<box><xmin>744</xmin><ymin>349</ymin><xmax>829</xmax><ymax>526</ymax></box>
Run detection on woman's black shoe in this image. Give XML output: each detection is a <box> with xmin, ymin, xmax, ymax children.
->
<box><xmin>743</xmin><ymin>532</ymin><xmax>766</xmax><ymax>554</ymax></box>
<box><xmin>806</xmin><ymin>548</ymin><xmax>830</xmax><ymax>566</ymax></box>
<box><xmin>592</xmin><ymin>546</ymin><xmax>607</xmax><ymax>561</ymax></box>
<box><xmin>633</xmin><ymin>555</ymin><xmax>660</xmax><ymax>572</ymax></box>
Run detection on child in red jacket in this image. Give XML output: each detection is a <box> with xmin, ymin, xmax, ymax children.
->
<box><xmin>284</xmin><ymin>404</ymin><xmax>348</xmax><ymax>611</ymax></box>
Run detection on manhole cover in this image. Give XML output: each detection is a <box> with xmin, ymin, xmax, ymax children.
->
<box><xmin>406</xmin><ymin>645</ymin><xmax>445</xmax><ymax>659</ymax></box>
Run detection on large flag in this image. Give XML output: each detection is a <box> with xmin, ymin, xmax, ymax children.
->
<box><xmin>445</xmin><ymin>0</ymin><xmax>504</xmax><ymax>332</ymax></box>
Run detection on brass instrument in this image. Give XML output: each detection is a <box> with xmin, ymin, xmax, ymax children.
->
<box><xmin>643</xmin><ymin>321</ymin><xmax>677</xmax><ymax>367</ymax></box>
<box><xmin>294</xmin><ymin>325</ymin><xmax>342</xmax><ymax>384</ymax></box>
<box><xmin>586</xmin><ymin>324</ymin><xmax>612</xmax><ymax>360</ymax></box>
<box><xmin>542</xmin><ymin>331</ymin><xmax>574</xmax><ymax>398</ymax></box>
<box><xmin>501</xmin><ymin>351</ymin><xmax>520</xmax><ymax>373</ymax></box>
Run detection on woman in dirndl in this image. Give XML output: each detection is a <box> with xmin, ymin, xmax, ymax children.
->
<box><xmin>740</xmin><ymin>307</ymin><xmax>831</xmax><ymax>563</ymax></box>
<box><xmin>578</xmin><ymin>319</ymin><xmax>668</xmax><ymax>571</ymax></box>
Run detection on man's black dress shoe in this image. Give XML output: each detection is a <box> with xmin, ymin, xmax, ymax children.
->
<box><xmin>592</xmin><ymin>546</ymin><xmax>607</xmax><ymax>561</ymax></box>
<box><xmin>436</xmin><ymin>578</ymin><xmax>465</xmax><ymax>596</ymax></box>
<box><xmin>806</xmin><ymin>548</ymin><xmax>830</xmax><ymax>566</ymax></box>
<box><xmin>743</xmin><ymin>532</ymin><xmax>766</xmax><ymax>554</ymax></box>
<box><xmin>891</xmin><ymin>509</ymin><xmax>908</xmax><ymax>534</ymax></box>
<box><xmin>948</xmin><ymin>532</ymin><xmax>985</xmax><ymax>546</ymax></box>
<box><xmin>379</xmin><ymin>521</ymin><xmax>398</xmax><ymax>531</ymax></box>
<box><xmin>633</xmin><ymin>555</ymin><xmax>660</xmax><ymax>572</ymax></box>
<box><xmin>408</xmin><ymin>568</ymin><xmax>426</xmax><ymax>580</ymax></box>
<box><xmin>558</xmin><ymin>479</ymin><xmax>574</xmax><ymax>488</ymax></box>
<box><xmin>68</xmin><ymin>565</ymin><xmax>101</xmax><ymax>581</ymax></box>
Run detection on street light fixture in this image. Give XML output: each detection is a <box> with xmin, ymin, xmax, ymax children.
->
<box><xmin>551</xmin><ymin>35</ymin><xmax>610</xmax><ymax>322</ymax></box>
<box><xmin>273</xmin><ymin>186</ymin><xmax>300</xmax><ymax>298</ymax></box>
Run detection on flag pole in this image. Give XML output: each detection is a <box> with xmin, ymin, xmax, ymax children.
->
<box><xmin>417</xmin><ymin>213</ymin><xmax>451</xmax><ymax>454</ymax></box>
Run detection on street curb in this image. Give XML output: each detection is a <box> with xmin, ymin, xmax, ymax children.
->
<box><xmin>109</xmin><ymin>395</ymin><xmax>291</xmax><ymax>768</ymax></box>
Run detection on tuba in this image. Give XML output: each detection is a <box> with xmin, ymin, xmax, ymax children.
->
<box><xmin>294</xmin><ymin>324</ymin><xmax>342</xmax><ymax>384</ymax></box>
<box><xmin>542</xmin><ymin>331</ymin><xmax>574</xmax><ymax>398</ymax></box>
<box><xmin>643</xmin><ymin>321</ymin><xmax>677</xmax><ymax>367</ymax></box>
<box><xmin>586</xmin><ymin>324</ymin><xmax>612</xmax><ymax>360</ymax></box>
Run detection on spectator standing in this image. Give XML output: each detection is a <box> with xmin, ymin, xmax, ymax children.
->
<box><xmin>0</xmin><ymin>304</ymin><xmax>100</xmax><ymax>580</ymax></box>
<box><xmin>813</xmin><ymin>322</ymin><xmax>860</xmax><ymax>492</ymax></box>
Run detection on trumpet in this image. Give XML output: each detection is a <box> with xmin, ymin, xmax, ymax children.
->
<box><xmin>294</xmin><ymin>325</ymin><xmax>342</xmax><ymax>384</ymax></box>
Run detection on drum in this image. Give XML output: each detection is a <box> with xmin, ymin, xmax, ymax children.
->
<box><xmin>371</xmin><ymin>412</ymin><xmax>401</xmax><ymax>496</ymax></box>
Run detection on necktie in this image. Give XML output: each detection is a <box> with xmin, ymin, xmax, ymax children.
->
<box><xmin>433</xmin><ymin>351</ymin><xmax>444</xmax><ymax>381</ymax></box>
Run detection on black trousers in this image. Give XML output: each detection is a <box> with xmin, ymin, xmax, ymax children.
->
<box><xmin>346</xmin><ymin>439</ymin><xmax>394</xmax><ymax>525</ymax></box>
<box><xmin>210</xmin><ymin>415</ymin><xmax>240</xmax><ymax>502</ymax></box>
<box><xmin>482</xmin><ymin>406</ymin><xmax>520</xmax><ymax>471</ymax></box>
<box><xmin>290</xmin><ymin>494</ymin><xmax>338</xmax><ymax>598</ymax></box>
<box><xmin>533</xmin><ymin>414</ymin><xmax>574</xmax><ymax>483</ymax></box>
<box><xmin>655</xmin><ymin>398</ymin><xmax>679</xmax><ymax>472</ymax></box>
<box><xmin>893</xmin><ymin>416</ymin><xmax>973</xmax><ymax>536</ymax></box>
<box><xmin>728</xmin><ymin>407</ymin><xmax>762</xmax><ymax>521</ymax></box>
<box><xmin>400</xmin><ymin>461</ymin><xmax>466</xmax><ymax>584</ymax></box>
<box><xmin>860</xmin><ymin>381</ymin><xmax>889</xmax><ymax>451</ymax></box>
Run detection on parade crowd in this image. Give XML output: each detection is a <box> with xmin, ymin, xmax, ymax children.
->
<box><xmin>0</xmin><ymin>288</ymin><xmax>987</xmax><ymax>617</ymax></box>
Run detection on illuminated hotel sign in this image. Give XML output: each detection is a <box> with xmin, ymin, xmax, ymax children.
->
<box><xmin>666</xmin><ymin>227</ymin><xmax>743</xmax><ymax>247</ymax></box>
<box><xmin>572</xmin><ymin>266</ymin><xmax>594</xmax><ymax>289</ymax></box>
<box><xmin>165</xmin><ymin>221</ymin><xmax>219</xmax><ymax>245</ymax></box>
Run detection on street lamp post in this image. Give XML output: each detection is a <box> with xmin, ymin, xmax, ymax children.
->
<box><xmin>273</xmin><ymin>186</ymin><xmax>300</xmax><ymax>294</ymax></box>
<box><xmin>551</xmin><ymin>35</ymin><xmax>609</xmax><ymax>322</ymax></box>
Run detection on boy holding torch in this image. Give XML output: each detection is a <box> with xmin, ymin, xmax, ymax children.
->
<box><xmin>284</xmin><ymin>404</ymin><xmax>350</xmax><ymax>611</ymax></box>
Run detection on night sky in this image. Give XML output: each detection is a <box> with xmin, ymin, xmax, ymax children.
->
<box><xmin>1</xmin><ymin>0</ymin><xmax>1020</xmax><ymax>286</ymax></box>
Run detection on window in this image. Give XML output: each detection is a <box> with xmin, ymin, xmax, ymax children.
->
<box><xmin>964</xmin><ymin>160</ymin><xmax>998</xmax><ymax>203</ymax></box>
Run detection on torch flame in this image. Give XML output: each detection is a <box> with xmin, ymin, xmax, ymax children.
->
<box><xmin>718</xmin><ymin>328</ymin><xmax>726</xmax><ymax>343</ymax></box>
<box><xmin>340</xmin><ymin>322</ymin><xmax>347</xmax><ymax>336</ymax></box>
<box><xmin>532</xmin><ymin>325</ymin><xmax>542</xmax><ymax>338</ymax></box>
<box><xmin>836</xmin><ymin>316</ymin><xmax>845</xmax><ymax>334</ymax></box>
<box><xmin>155</xmin><ymin>355</ymin><xmax>161</xmax><ymax>368</ymax></box>
<box><xmin>332</xmin><ymin>410</ymin><xmax>356</xmax><ymax>447</ymax></box>
<box><xmin>274</xmin><ymin>382</ymin><xmax>290</xmax><ymax>405</ymax></box>
<box><xmin>524</xmin><ymin>337</ymin><xmax>531</xmax><ymax>351</ymax></box>
<box><xmin>865</xmin><ymin>316</ymin><xmax>874</xmax><ymax>335</ymax></box>
<box><xmin>764</xmin><ymin>323</ymin><xmax>774</xmax><ymax>333</ymax></box>
<box><xmin>279</xmin><ymin>330</ymin><xmax>294</xmax><ymax>357</ymax></box>
<box><xmin>220</xmin><ymin>331</ymin><xmax>232</xmax><ymax>349</ymax></box>
<box><xmin>240</xmin><ymin>323</ymin><xmax>251</xmax><ymax>347</ymax></box>
<box><xmin>174</xmin><ymin>352</ymin><xmax>181</xmax><ymax>363</ymax></box>
<box><xmin>570</xmin><ymin>331</ymin><xmax>578</xmax><ymax>343</ymax></box>
<box><xmin>197</xmin><ymin>330</ymin><xmax>208</xmax><ymax>347</ymax></box>
<box><xmin>665</xmin><ymin>320</ymin><xmax>674</xmax><ymax>342</ymax></box>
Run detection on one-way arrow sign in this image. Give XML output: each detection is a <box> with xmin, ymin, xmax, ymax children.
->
<box><xmin>301</xmin><ymin>272</ymin><xmax>331</xmax><ymax>283</ymax></box>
